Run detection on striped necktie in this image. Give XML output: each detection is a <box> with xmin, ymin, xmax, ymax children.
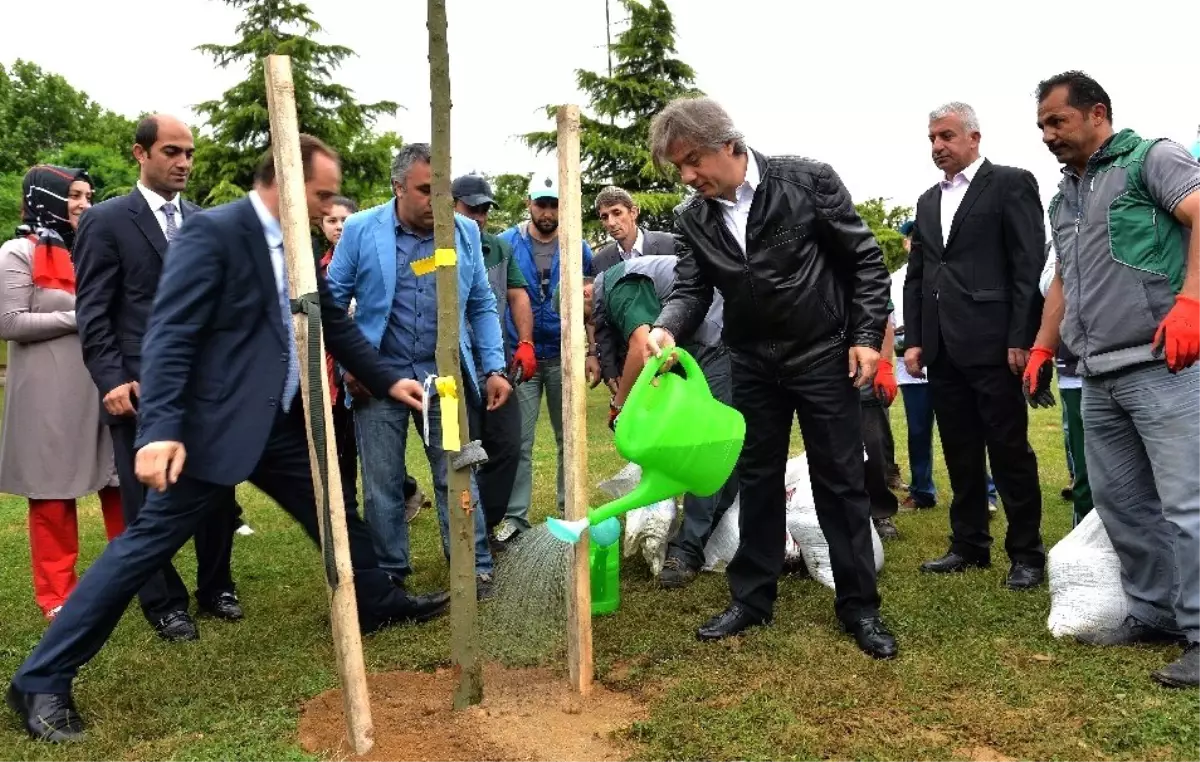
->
<box><xmin>162</xmin><ymin>202</ymin><xmax>179</xmax><ymax>242</ymax></box>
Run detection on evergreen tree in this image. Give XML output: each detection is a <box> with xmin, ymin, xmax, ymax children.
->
<box><xmin>189</xmin><ymin>0</ymin><xmax>401</xmax><ymax>206</ymax></box>
<box><xmin>522</xmin><ymin>0</ymin><xmax>702</xmax><ymax>236</ymax></box>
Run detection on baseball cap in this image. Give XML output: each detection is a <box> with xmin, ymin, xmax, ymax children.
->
<box><xmin>451</xmin><ymin>174</ymin><xmax>495</xmax><ymax>207</ymax></box>
<box><xmin>528</xmin><ymin>172</ymin><xmax>558</xmax><ymax>200</ymax></box>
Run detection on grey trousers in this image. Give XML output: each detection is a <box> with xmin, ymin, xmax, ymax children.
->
<box><xmin>1083</xmin><ymin>363</ymin><xmax>1199</xmax><ymax>643</ymax></box>
<box><xmin>667</xmin><ymin>344</ymin><xmax>740</xmax><ymax>568</ymax></box>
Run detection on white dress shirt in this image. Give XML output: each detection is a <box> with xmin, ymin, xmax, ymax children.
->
<box><xmin>625</xmin><ymin>228</ymin><xmax>645</xmax><ymax>258</ymax></box>
<box><xmin>938</xmin><ymin>155</ymin><xmax>986</xmax><ymax>246</ymax></box>
<box><xmin>717</xmin><ymin>150</ymin><xmax>761</xmax><ymax>252</ymax></box>
<box><xmin>137</xmin><ymin>182</ymin><xmax>184</xmax><ymax>238</ymax></box>
<box><xmin>247</xmin><ymin>190</ymin><xmax>286</xmax><ymax>295</ymax></box>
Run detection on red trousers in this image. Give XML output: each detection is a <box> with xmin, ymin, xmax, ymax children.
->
<box><xmin>28</xmin><ymin>485</ymin><xmax>124</xmax><ymax>617</ymax></box>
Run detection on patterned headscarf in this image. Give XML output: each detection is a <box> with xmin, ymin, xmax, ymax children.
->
<box><xmin>20</xmin><ymin>165</ymin><xmax>91</xmax><ymax>293</ymax></box>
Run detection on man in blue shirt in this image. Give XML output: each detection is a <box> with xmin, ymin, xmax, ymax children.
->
<box><xmin>327</xmin><ymin>144</ymin><xmax>510</xmax><ymax>599</ymax></box>
<box><xmin>493</xmin><ymin>173</ymin><xmax>594</xmax><ymax>544</ymax></box>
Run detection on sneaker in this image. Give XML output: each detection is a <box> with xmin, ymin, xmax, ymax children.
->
<box><xmin>873</xmin><ymin>516</ymin><xmax>900</xmax><ymax>541</ymax></box>
<box><xmin>659</xmin><ymin>556</ymin><xmax>698</xmax><ymax>588</ymax></box>
<box><xmin>900</xmin><ymin>495</ymin><xmax>936</xmax><ymax>511</ymax></box>
<box><xmin>988</xmin><ymin>495</ymin><xmax>998</xmax><ymax>514</ymax></box>
<box><xmin>493</xmin><ymin>518</ymin><xmax>521</xmax><ymax>545</ymax></box>
<box><xmin>476</xmin><ymin>574</ymin><xmax>495</xmax><ymax>601</ymax></box>
<box><xmin>235</xmin><ymin>522</ymin><xmax>255</xmax><ymax>536</ymax></box>
<box><xmin>405</xmin><ymin>488</ymin><xmax>428</xmax><ymax>522</ymax></box>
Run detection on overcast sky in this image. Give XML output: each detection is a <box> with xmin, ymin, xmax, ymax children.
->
<box><xmin>6</xmin><ymin>0</ymin><xmax>1199</xmax><ymax>214</ymax></box>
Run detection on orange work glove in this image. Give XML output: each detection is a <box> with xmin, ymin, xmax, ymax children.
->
<box><xmin>1022</xmin><ymin>346</ymin><xmax>1056</xmax><ymax>408</ymax></box>
<box><xmin>1153</xmin><ymin>295</ymin><xmax>1200</xmax><ymax>373</ymax></box>
<box><xmin>509</xmin><ymin>340</ymin><xmax>537</xmax><ymax>383</ymax></box>
<box><xmin>873</xmin><ymin>360</ymin><xmax>897</xmax><ymax>406</ymax></box>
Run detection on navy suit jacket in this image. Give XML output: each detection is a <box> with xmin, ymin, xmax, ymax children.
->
<box><xmin>135</xmin><ymin>196</ymin><xmax>399</xmax><ymax>486</ymax></box>
<box><xmin>74</xmin><ymin>189</ymin><xmax>201</xmax><ymax>424</ymax></box>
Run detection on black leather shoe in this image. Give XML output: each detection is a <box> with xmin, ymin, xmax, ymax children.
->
<box><xmin>155</xmin><ymin>610</ymin><xmax>199</xmax><ymax>642</ymax></box>
<box><xmin>198</xmin><ymin>591</ymin><xmax>244</xmax><ymax>621</ymax></box>
<box><xmin>6</xmin><ymin>684</ymin><xmax>86</xmax><ymax>743</ymax></box>
<box><xmin>696</xmin><ymin>604</ymin><xmax>770</xmax><ymax>641</ymax></box>
<box><xmin>398</xmin><ymin>590</ymin><xmax>451</xmax><ymax>623</ymax></box>
<box><xmin>1152</xmin><ymin>643</ymin><xmax>1200</xmax><ymax>688</ymax></box>
<box><xmin>844</xmin><ymin>616</ymin><xmax>898</xmax><ymax>659</ymax></box>
<box><xmin>1005</xmin><ymin>563</ymin><xmax>1045</xmax><ymax>591</ymax></box>
<box><xmin>920</xmin><ymin>551</ymin><xmax>990</xmax><ymax>574</ymax></box>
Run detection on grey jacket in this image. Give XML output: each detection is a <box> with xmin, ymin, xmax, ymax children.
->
<box><xmin>591</xmin><ymin>228</ymin><xmax>675</xmax><ymax>274</ymax></box>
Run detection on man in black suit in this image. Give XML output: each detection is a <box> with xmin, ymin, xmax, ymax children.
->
<box><xmin>74</xmin><ymin>115</ymin><xmax>242</xmax><ymax>641</ymax></box>
<box><xmin>591</xmin><ymin>185</ymin><xmax>677</xmax><ymax>274</ymax></box>
<box><xmin>6</xmin><ymin>135</ymin><xmax>449</xmax><ymax>743</ymax></box>
<box><xmin>903</xmin><ymin>102</ymin><xmax>1046</xmax><ymax>589</ymax></box>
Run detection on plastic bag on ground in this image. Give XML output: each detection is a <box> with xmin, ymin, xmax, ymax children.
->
<box><xmin>596</xmin><ymin>462</ymin><xmax>676</xmax><ymax>575</ymax></box>
<box><xmin>1047</xmin><ymin>508</ymin><xmax>1127</xmax><ymax>638</ymax></box>
<box><xmin>784</xmin><ymin>453</ymin><xmax>885</xmax><ymax>591</ymax></box>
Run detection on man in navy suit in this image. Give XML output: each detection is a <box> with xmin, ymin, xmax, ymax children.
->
<box><xmin>74</xmin><ymin>115</ymin><xmax>242</xmax><ymax>641</ymax></box>
<box><xmin>6</xmin><ymin>135</ymin><xmax>449</xmax><ymax>743</ymax></box>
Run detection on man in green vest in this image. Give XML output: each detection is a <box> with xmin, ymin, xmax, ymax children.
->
<box><xmin>1026</xmin><ymin>71</ymin><xmax>1199</xmax><ymax>688</ymax></box>
<box><xmin>452</xmin><ymin>175</ymin><xmax>536</xmax><ymax>542</ymax></box>
<box><xmin>581</xmin><ymin>255</ymin><xmax>738</xmax><ymax>587</ymax></box>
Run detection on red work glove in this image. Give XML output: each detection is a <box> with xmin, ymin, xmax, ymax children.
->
<box><xmin>1022</xmin><ymin>346</ymin><xmax>1056</xmax><ymax>408</ymax></box>
<box><xmin>1153</xmin><ymin>295</ymin><xmax>1200</xmax><ymax>373</ymax></box>
<box><xmin>509</xmin><ymin>340</ymin><xmax>537</xmax><ymax>383</ymax></box>
<box><xmin>873</xmin><ymin>360</ymin><xmax>897</xmax><ymax>406</ymax></box>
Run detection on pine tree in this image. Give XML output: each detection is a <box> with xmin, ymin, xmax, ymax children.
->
<box><xmin>522</xmin><ymin>0</ymin><xmax>702</xmax><ymax>236</ymax></box>
<box><xmin>189</xmin><ymin>0</ymin><xmax>401</xmax><ymax>206</ymax></box>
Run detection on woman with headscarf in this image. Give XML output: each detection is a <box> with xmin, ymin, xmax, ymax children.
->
<box><xmin>0</xmin><ymin>165</ymin><xmax>123</xmax><ymax>620</ymax></box>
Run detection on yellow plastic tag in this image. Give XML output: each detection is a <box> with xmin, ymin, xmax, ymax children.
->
<box><xmin>435</xmin><ymin>376</ymin><xmax>461</xmax><ymax>452</ymax></box>
<box><xmin>435</xmin><ymin>247</ymin><xmax>457</xmax><ymax>267</ymax></box>
<box><xmin>410</xmin><ymin>257</ymin><xmax>436</xmax><ymax>276</ymax></box>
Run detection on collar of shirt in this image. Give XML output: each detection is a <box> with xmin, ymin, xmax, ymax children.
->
<box><xmin>939</xmin><ymin>155</ymin><xmax>986</xmax><ymax>191</ymax></box>
<box><xmin>625</xmin><ymin>228</ymin><xmax>645</xmax><ymax>258</ymax></box>
<box><xmin>717</xmin><ymin>149</ymin><xmax>761</xmax><ymax>211</ymax></box>
<box><xmin>137</xmin><ymin>182</ymin><xmax>183</xmax><ymax>215</ymax></box>
<box><xmin>248</xmin><ymin>190</ymin><xmax>283</xmax><ymax>250</ymax></box>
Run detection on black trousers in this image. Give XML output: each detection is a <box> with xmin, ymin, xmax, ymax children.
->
<box><xmin>110</xmin><ymin>420</ymin><xmax>236</xmax><ymax>621</ymax></box>
<box><xmin>473</xmin><ymin>392</ymin><xmax>522</xmax><ymax>531</ymax></box>
<box><xmin>14</xmin><ymin>405</ymin><xmax>412</xmax><ymax>694</ymax></box>
<box><xmin>330</xmin><ymin>391</ymin><xmax>359</xmax><ymax>515</ymax></box>
<box><xmin>928</xmin><ymin>352</ymin><xmax>1044</xmax><ymax>566</ymax></box>
<box><xmin>726</xmin><ymin>352</ymin><xmax>881</xmax><ymax>624</ymax></box>
<box><xmin>860</xmin><ymin>390</ymin><xmax>899</xmax><ymax>520</ymax></box>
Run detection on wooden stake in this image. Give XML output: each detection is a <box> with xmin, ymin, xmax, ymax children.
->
<box><xmin>264</xmin><ymin>54</ymin><xmax>374</xmax><ymax>755</ymax></box>
<box><xmin>427</xmin><ymin>0</ymin><xmax>482</xmax><ymax>709</ymax></box>
<box><xmin>557</xmin><ymin>103</ymin><xmax>594</xmax><ymax>695</ymax></box>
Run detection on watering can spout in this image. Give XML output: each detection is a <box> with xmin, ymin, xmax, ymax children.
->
<box><xmin>546</xmin><ymin>476</ymin><xmax>686</xmax><ymax>546</ymax></box>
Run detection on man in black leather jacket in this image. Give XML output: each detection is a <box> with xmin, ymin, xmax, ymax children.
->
<box><xmin>639</xmin><ymin>96</ymin><xmax>897</xmax><ymax>660</ymax></box>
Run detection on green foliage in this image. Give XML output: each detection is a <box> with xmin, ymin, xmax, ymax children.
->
<box><xmin>0</xmin><ymin>61</ymin><xmax>139</xmax><ymax>236</ymax></box>
<box><xmin>855</xmin><ymin>197</ymin><xmax>914</xmax><ymax>273</ymax></box>
<box><xmin>188</xmin><ymin>0</ymin><xmax>400</xmax><ymax>208</ymax></box>
<box><xmin>521</xmin><ymin>0</ymin><xmax>701</xmax><ymax>238</ymax></box>
<box><xmin>485</xmin><ymin>172</ymin><xmax>532</xmax><ymax>234</ymax></box>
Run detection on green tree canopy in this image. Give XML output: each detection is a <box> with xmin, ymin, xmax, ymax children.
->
<box><xmin>522</xmin><ymin>0</ymin><xmax>702</xmax><ymax>238</ymax></box>
<box><xmin>854</xmin><ymin>197</ymin><xmax>914</xmax><ymax>273</ymax></box>
<box><xmin>188</xmin><ymin>0</ymin><xmax>401</xmax><ymax>206</ymax></box>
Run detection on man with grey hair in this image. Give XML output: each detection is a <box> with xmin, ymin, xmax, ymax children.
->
<box><xmin>591</xmin><ymin>185</ymin><xmax>675</xmax><ymax>274</ymax></box>
<box><xmin>903</xmin><ymin>102</ymin><xmax>1046</xmax><ymax>589</ymax></box>
<box><xmin>327</xmin><ymin>142</ymin><xmax>509</xmax><ymax>600</ymax></box>
<box><xmin>639</xmin><ymin>96</ymin><xmax>896</xmax><ymax>659</ymax></box>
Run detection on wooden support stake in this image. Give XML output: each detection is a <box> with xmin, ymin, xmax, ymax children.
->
<box><xmin>557</xmin><ymin>103</ymin><xmax>594</xmax><ymax>695</ymax></box>
<box><xmin>427</xmin><ymin>0</ymin><xmax>482</xmax><ymax>709</ymax></box>
<box><xmin>264</xmin><ymin>54</ymin><xmax>374</xmax><ymax>756</ymax></box>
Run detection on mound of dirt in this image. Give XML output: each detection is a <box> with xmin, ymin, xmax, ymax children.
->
<box><xmin>298</xmin><ymin>664</ymin><xmax>645</xmax><ymax>761</ymax></box>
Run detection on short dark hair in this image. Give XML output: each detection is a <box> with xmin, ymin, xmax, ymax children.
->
<box><xmin>254</xmin><ymin>134</ymin><xmax>340</xmax><ymax>186</ymax></box>
<box><xmin>330</xmin><ymin>195</ymin><xmax>358</xmax><ymax>213</ymax></box>
<box><xmin>134</xmin><ymin>116</ymin><xmax>159</xmax><ymax>153</ymax></box>
<box><xmin>1036</xmin><ymin>70</ymin><xmax>1113</xmax><ymax>123</ymax></box>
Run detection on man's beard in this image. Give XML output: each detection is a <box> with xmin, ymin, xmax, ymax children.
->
<box><xmin>533</xmin><ymin>217</ymin><xmax>558</xmax><ymax>235</ymax></box>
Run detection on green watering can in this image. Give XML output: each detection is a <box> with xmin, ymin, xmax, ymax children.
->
<box><xmin>547</xmin><ymin>347</ymin><xmax>746</xmax><ymax>545</ymax></box>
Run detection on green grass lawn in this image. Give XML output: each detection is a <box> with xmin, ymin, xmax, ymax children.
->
<box><xmin>0</xmin><ymin>385</ymin><xmax>1196</xmax><ymax>761</ymax></box>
